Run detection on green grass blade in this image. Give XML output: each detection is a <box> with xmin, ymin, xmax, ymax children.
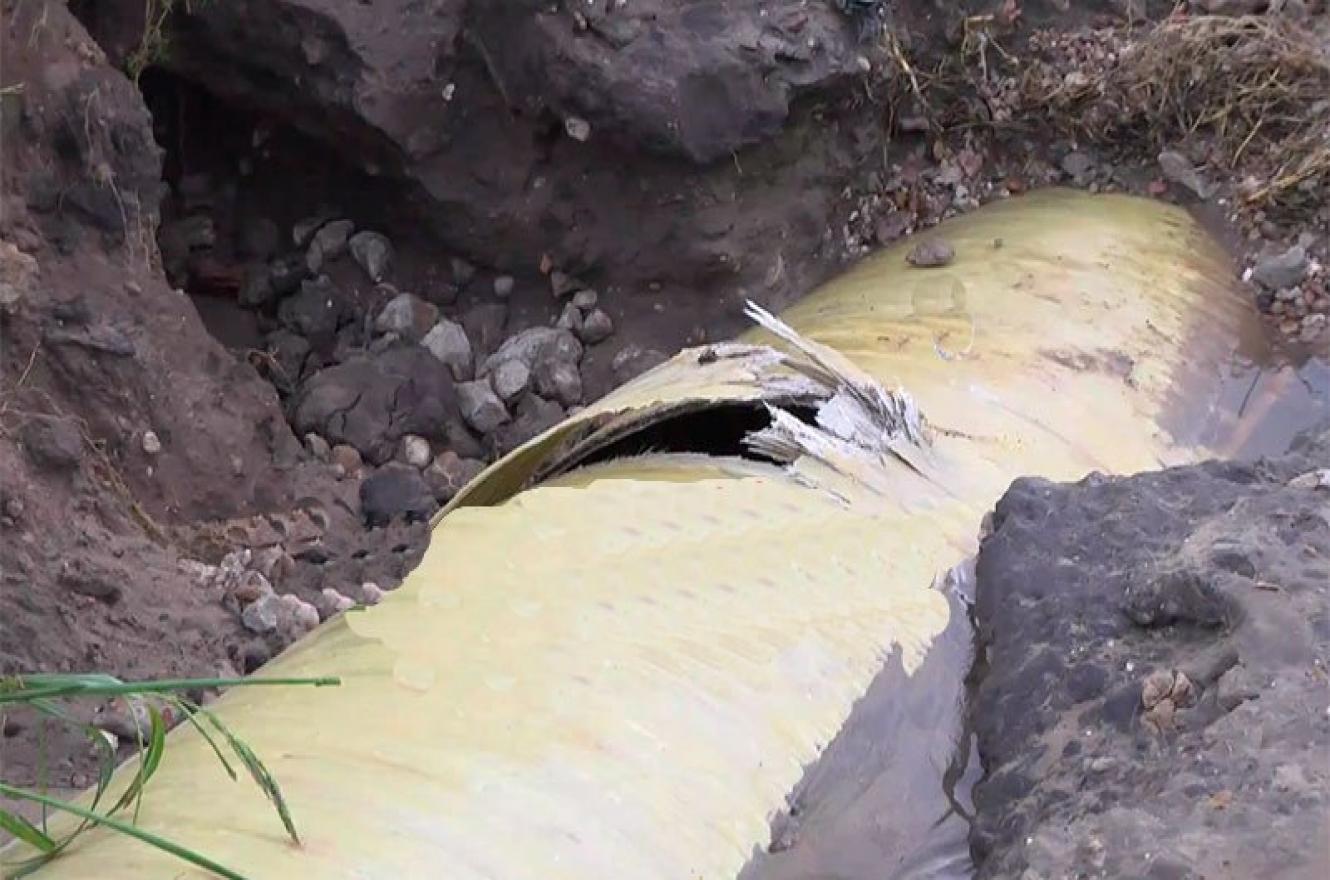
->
<box><xmin>0</xmin><ymin>810</ymin><xmax>56</xmax><ymax>853</ymax></box>
<box><xmin>195</xmin><ymin>707</ymin><xmax>300</xmax><ymax>845</ymax></box>
<box><xmin>0</xmin><ymin>675</ymin><xmax>338</xmax><ymax>704</ymax></box>
<box><xmin>0</xmin><ymin>783</ymin><xmax>249</xmax><ymax>880</ymax></box>
<box><xmin>169</xmin><ymin>698</ymin><xmax>236</xmax><ymax>781</ymax></box>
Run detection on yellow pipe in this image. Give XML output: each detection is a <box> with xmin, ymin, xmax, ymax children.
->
<box><xmin>9</xmin><ymin>191</ymin><xmax>1263</xmax><ymax>878</ymax></box>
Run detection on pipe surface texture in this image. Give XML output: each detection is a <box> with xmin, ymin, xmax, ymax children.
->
<box><xmin>10</xmin><ymin>191</ymin><xmax>1263</xmax><ymax>878</ymax></box>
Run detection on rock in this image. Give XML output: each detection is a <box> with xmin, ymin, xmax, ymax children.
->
<box><xmin>1157</xmin><ymin>150</ymin><xmax>1210</xmax><ymax>199</ymax></box>
<box><xmin>238</xmin><ymin>264</ymin><xmax>275</xmax><ymax>308</ymax></box>
<box><xmin>19</xmin><ymin>417</ymin><xmax>83</xmax><ymax>471</ymax></box>
<box><xmin>421</xmin><ymin>318</ymin><xmax>474</xmax><ymax>381</ymax></box>
<box><xmin>399</xmin><ymin>433</ymin><xmax>432</xmax><ymax>468</ymax></box>
<box><xmin>375</xmin><ymin>292</ymin><xmax>439</xmax><ymax>342</ymax></box>
<box><xmin>349</xmin><ymin>231</ymin><xmax>393</xmax><ymax>282</ymax></box>
<box><xmin>556</xmin><ymin>302</ymin><xmax>584</xmax><ymax>334</ymax></box>
<box><xmin>533</xmin><ymin>359</ymin><xmax>583</xmax><ymax>407</ymax></box>
<box><xmin>491</xmin><ymin>358</ymin><xmax>531</xmax><ymax>403</ymax></box>
<box><xmin>1252</xmin><ymin>245</ymin><xmax>1309</xmax><ymax>291</ymax></box>
<box><xmin>579</xmin><ymin>308</ymin><xmax>614</xmax><ymax>344</ymax></box>
<box><xmin>462</xmin><ymin>303</ymin><xmax>510</xmax><ymax>360</ymax></box>
<box><xmin>238</xmin><ymin>217</ymin><xmax>281</xmax><ymax>260</ymax></box>
<box><xmin>1060</xmin><ymin>151</ymin><xmax>1094</xmax><ymax>181</ymax></box>
<box><xmin>292</xmin><ymin>347</ymin><xmax>459</xmax><ymax>464</ymax></box>
<box><xmin>457</xmin><ymin>380</ymin><xmax>510</xmax><ymax>435</ymax></box>
<box><xmin>141</xmin><ymin>430</ymin><xmax>162</xmax><ymax>455</ymax></box>
<box><xmin>292</xmin><ymin>215</ymin><xmax>332</xmax><ymax>247</ymax></box>
<box><xmin>330</xmin><ymin>443</ymin><xmax>363</xmax><ymax>478</ymax></box>
<box><xmin>494</xmin><ymin>394</ymin><xmax>566</xmax><ymax>454</ymax></box>
<box><xmin>550</xmin><ymin>270</ymin><xmax>582</xmax><ymax>298</ymax></box>
<box><xmin>360</xmin><ymin>582</ymin><xmax>386</xmax><ymax>606</ymax></box>
<box><xmin>564</xmin><ymin>115</ymin><xmax>591</xmax><ymax>142</ymax></box>
<box><xmin>444</xmin><ymin>419</ymin><xmax>487</xmax><ymax>460</ymax></box>
<box><xmin>493</xmin><ymin>275</ymin><xmax>515</xmax><ymax>298</ymax></box>
<box><xmin>0</xmin><ymin>241</ymin><xmax>38</xmax><ymax>310</ymax></box>
<box><xmin>304</xmin><ymin>432</ymin><xmax>331</xmax><ymax>461</ymax></box>
<box><xmin>970</xmin><ymin>434</ymin><xmax>1330</xmax><ymax>879</ymax></box>
<box><xmin>359</xmin><ymin>462</ymin><xmax>438</xmax><ymax>526</ymax></box>
<box><xmin>241</xmin><ymin>592</ymin><xmax>282</xmax><ymax>634</ymax></box>
<box><xmin>423</xmin><ymin>450</ymin><xmax>486</xmax><ymax>503</ymax></box>
<box><xmin>480</xmin><ymin>327</ymin><xmax>583</xmax><ymax>377</ymax></box>
<box><xmin>239</xmin><ymin>640</ymin><xmax>272</xmax><ymax>673</ymax></box>
<box><xmin>451</xmin><ymin>257</ymin><xmax>476</xmax><ymax>287</ymax></box>
<box><xmin>907</xmin><ymin>239</ymin><xmax>955</xmax><ymax>268</ymax></box>
<box><xmin>267</xmin><ymin>251</ymin><xmax>309</xmax><ymax>296</ymax></box>
<box><xmin>306</xmin><ymin>219</ymin><xmax>355</xmax><ymax>272</ymax></box>
<box><xmin>279</xmin><ymin>275</ymin><xmax>351</xmax><ymax>346</ymax></box>
<box><xmin>317</xmin><ymin>587</ymin><xmax>356</xmax><ymax>619</ymax></box>
<box><xmin>572</xmin><ymin>289</ymin><xmax>599</xmax><ymax>310</ymax></box>
<box><xmin>611</xmin><ymin>344</ymin><xmax>667</xmax><ymax>384</ymax></box>
<box><xmin>230</xmin><ymin>569</ymin><xmax>273</xmax><ymax>606</ymax></box>
<box><xmin>277</xmin><ymin>592</ymin><xmax>321</xmax><ymax>640</ymax></box>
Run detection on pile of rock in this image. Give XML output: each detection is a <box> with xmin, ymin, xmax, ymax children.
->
<box><xmin>1248</xmin><ymin>240</ymin><xmax>1328</xmax><ymax>342</ymax></box>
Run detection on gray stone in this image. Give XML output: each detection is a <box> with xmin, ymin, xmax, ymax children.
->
<box><xmin>494</xmin><ymin>394</ymin><xmax>566</xmax><ymax>454</ymax></box>
<box><xmin>451</xmin><ymin>257</ymin><xmax>477</xmax><ymax>287</ymax></box>
<box><xmin>304</xmin><ymin>432</ymin><xmax>331</xmax><ymax>461</ymax></box>
<box><xmin>238</xmin><ymin>264</ymin><xmax>275</xmax><ymax>308</ymax></box>
<box><xmin>349</xmin><ymin>231</ymin><xmax>393</xmax><ymax>282</ymax></box>
<box><xmin>293</xmin><ymin>215</ymin><xmax>333</xmax><ymax>247</ymax></box>
<box><xmin>579</xmin><ymin>308</ymin><xmax>614</xmax><ymax>344</ymax></box>
<box><xmin>1157</xmin><ymin>150</ymin><xmax>1210</xmax><ymax>199</ymax></box>
<box><xmin>263</xmin><ymin>330</ymin><xmax>311</xmax><ymax>394</ymax></box>
<box><xmin>306</xmin><ymin>219</ymin><xmax>355</xmax><ymax>272</ymax></box>
<box><xmin>375</xmin><ymin>292</ymin><xmax>439</xmax><ymax>342</ymax></box>
<box><xmin>141</xmin><ymin>430</ymin><xmax>162</xmax><ymax>456</ymax></box>
<box><xmin>359</xmin><ymin>463</ymin><xmax>437</xmax><ymax>526</ymax></box>
<box><xmin>238</xmin><ymin>217</ymin><xmax>281</xmax><ymax>260</ymax></box>
<box><xmin>457</xmin><ymin>380</ymin><xmax>510</xmax><ymax>435</ymax></box>
<box><xmin>491</xmin><ymin>358</ymin><xmax>531</xmax><ymax>403</ymax></box>
<box><xmin>399</xmin><ymin>433</ymin><xmax>432</xmax><ymax>468</ymax></box>
<box><xmin>360</xmin><ymin>582</ymin><xmax>386</xmax><ymax>606</ymax></box>
<box><xmin>444</xmin><ymin>419</ymin><xmax>487</xmax><ymax>460</ymax></box>
<box><xmin>421</xmin><ymin>318</ymin><xmax>474</xmax><ymax>381</ymax></box>
<box><xmin>480</xmin><ymin>327</ymin><xmax>583</xmax><ymax>377</ymax></box>
<box><xmin>907</xmin><ymin>238</ymin><xmax>955</xmax><ymax>268</ymax></box>
<box><xmin>317</xmin><ymin>587</ymin><xmax>356</xmax><ymax>620</ymax></box>
<box><xmin>1060</xmin><ymin>151</ymin><xmax>1094</xmax><ymax>181</ymax></box>
<box><xmin>1252</xmin><ymin>245</ymin><xmax>1309</xmax><ymax>291</ymax></box>
<box><xmin>556</xmin><ymin>302</ymin><xmax>584</xmax><ymax>334</ymax></box>
<box><xmin>424</xmin><ymin>450</ymin><xmax>486</xmax><ymax>503</ymax></box>
<box><xmin>241</xmin><ymin>592</ymin><xmax>282</xmax><ymax>634</ymax></box>
<box><xmin>292</xmin><ymin>347</ymin><xmax>459</xmax><ymax>464</ymax></box>
<box><xmin>462</xmin><ymin>303</ymin><xmax>510</xmax><ymax>360</ymax></box>
<box><xmin>572</xmin><ymin>289</ymin><xmax>599</xmax><ymax>310</ymax></box>
<box><xmin>279</xmin><ymin>275</ymin><xmax>351</xmax><ymax>346</ymax></box>
<box><xmin>533</xmin><ymin>359</ymin><xmax>583</xmax><ymax>407</ymax></box>
<box><xmin>20</xmin><ymin>417</ymin><xmax>83</xmax><ymax>471</ymax></box>
<box><xmin>493</xmin><ymin>275</ymin><xmax>515</xmax><ymax>298</ymax></box>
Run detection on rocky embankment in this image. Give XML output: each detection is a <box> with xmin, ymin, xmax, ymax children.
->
<box><xmin>970</xmin><ymin>430</ymin><xmax>1330</xmax><ymax>879</ymax></box>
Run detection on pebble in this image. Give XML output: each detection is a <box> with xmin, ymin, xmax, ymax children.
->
<box><xmin>399</xmin><ymin>434</ymin><xmax>432</xmax><ymax>468</ymax></box>
<box><xmin>556</xmin><ymin>302</ymin><xmax>584</xmax><ymax>334</ymax></box>
<box><xmin>572</xmin><ymin>289</ymin><xmax>599</xmax><ymax>310</ymax></box>
<box><xmin>360</xmin><ymin>582</ymin><xmax>386</xmax><ymax>605</ymax></box>
<box><xmin>1157</xmin><ymin>150</ymin><xmax>1210</xmax><ymax>199</ymax></box>
<box><xmin>330</xmin><ymin>443</ymin><xmax>363</xmax><ymax>479</ymax></box>
<box><xmin>458</xmin><ymin>380</ymin><xmax>511</xmax><ymax>434</ymax></box>
<box><xmin>424</xmin><ymin>450</ymin><xmax>486</xmax><ymax>503</ymax></box>
<box><xmin>533</xmin><ymin>359</ymin><xmax>583</xmax><ymax>407</ymax></box>
<box><xmin>1253</xmin><ymin>245</ymin><xmax>1309</xmax><ymax>291</ymax></box>
<box><xmin>578</xmin><ymin>308</ymin><xmax>614</xmax><ymax>345</ymax></box>
<box><xmin>493</xmin><ymin>275</ymin><xmax>515</xmax><ymax>298</ymax></box>
<box><xmin>375</xmin><ymin>292</ymin><xmax>439</xmax><ymax>342</ymax></box>
<box><xmin>451</xmin><ymin>257</ymin><xmax>477</xmax><ymax>287</ymax></box>
<box><xmin>907</xmin><ymin>239</ymin><xmax>955</xmax><ymax>268</ymax></box>
<box><xmin>305</xmin><ymin>219</ymin><xmax>355</xmax><ymax>273</ymax></box>
<box><xmin>564</xmin><ymin>116</ymin><xmax>591</xmax><ymax>141</ymax></box>
<box><xmin>318</xmin><ymin>587</ymin><xmax>356</xmax><ymax>619</ymax></box>
<box><xmin>481</xmin><ymin>327</ymin><xmax>583</xmax><ymax>376</ymax></box>
<box><xmin>241</xmin><ymin>592</ymin><xmax>282</xmax><ymax>634</ymax></box>
<box><xmin>360</xmin><ymin>463</ymin><xmax>438</xmax><ymax>526</ymax></box>
<box><xmin>421</xmin><ymin>318</ymin><xmax>474</xmax><ymax>382</ymax></box>
<box><xmin>278</xmin><ymin>593</ymin><xmax>321</xmax><ymax>639</ymax></box>
<box><xmin>141</xmin><ymin>430</ymin><xmax>162</xmax><ymax>455</ymax></box>
<box><xmin>491</xmin><ymin>359</ymin><xmax>532</xmax><ymax>403</ymax></box>
<box><xmin>304</xmin><ymin>432</ymin><xmax>331</xmax><ymax>461</ymax></box>
<box><xmin>349</xmin><ymin>231</ymin><xmax>393</xmax><ymax>282</ymax></box>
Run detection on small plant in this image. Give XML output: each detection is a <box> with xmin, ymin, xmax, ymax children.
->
<box><xmin>0</xmin><ymin>672</ymin><xmax>339</xmax><ymax>879</ymax></box>
<box><xmin>126</xmin><ymin>0</ymin><xmax>205</xmax><ymax>82</ymax></box>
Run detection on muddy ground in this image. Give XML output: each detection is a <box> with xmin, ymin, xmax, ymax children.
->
<box><xmin>0</xmin><ymin>0</ymin><xmax>1328</xmax><ymax>870</ymax></box>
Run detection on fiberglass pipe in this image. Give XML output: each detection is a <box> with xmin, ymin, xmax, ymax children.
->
<box><xmin>11</xmin><ymin>190</ymin><xmax>1262</xmax><ymax>878</ymax></box>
